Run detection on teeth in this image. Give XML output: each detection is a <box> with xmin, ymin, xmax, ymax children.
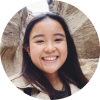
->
<box><xmin>43</xmin><ymin>57</ymin><xmax>57</xmax><ymax>60</ymax></box>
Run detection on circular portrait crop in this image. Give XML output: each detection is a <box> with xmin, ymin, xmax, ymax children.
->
<box><xmin>0</xmin><ymin>0</ymin><xmax>100</xmax><ymax>100</ymax></box>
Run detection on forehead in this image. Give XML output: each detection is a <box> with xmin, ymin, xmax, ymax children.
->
<box><xmin>30</xmin><ymin>18</ymin><xmax>65</xmax><ymax>35</ymax></box>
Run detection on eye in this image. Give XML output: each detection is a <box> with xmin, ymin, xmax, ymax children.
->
<box><xmin>55</xmin><ymin>39</ymin><xmax>63</xmax><ymax>41</ymax></box>
<box><xmin>36</xmin><ymin>40</ymin><xmax>44</xmax><ymax>43</ymax></box>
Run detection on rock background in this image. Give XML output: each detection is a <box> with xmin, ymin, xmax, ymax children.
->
<box><xmin>49</xmin><ymin>0</ymin><xmax>100</xmax><ymax>59</ymax></box>
<box><xmin>0</xmin><ymin>0</ymin><xmax>100</xmax><ymax>80</ymax></box>
<box><xmin>49</xmin><ymin>0</ymin><xmax>100</xmax><ymax>80</ymax></box>
<box><xmin>0</xmin><ymin>7</ymin><xmax>32</xmax><ymax>77</ymax></box>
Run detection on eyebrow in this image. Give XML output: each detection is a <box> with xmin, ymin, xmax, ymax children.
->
<box><xmin>32</xmin><ymin>33</ymin><xmax>65</xmax><ymax>39</ymax></box>
<box><xmin>53</xmin><ymin>33</ymin><xmax>65</xmax><ymax>37</ymax></box>
<box><xmin>33</xmin><ymin>34</ymin><xmax>44</xmax><ymax>39</ymax></box>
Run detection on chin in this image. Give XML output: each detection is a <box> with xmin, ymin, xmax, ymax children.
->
<box><xmin>44</xmin><ymin>69</ymin><xmax>58</xmax><ymax>74</ymax></box>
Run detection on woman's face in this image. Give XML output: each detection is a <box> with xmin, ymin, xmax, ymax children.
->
<box><xmin>25</xmin><ymin>18</ymin><xmax>68</xmax><ymax>74</ymax></box>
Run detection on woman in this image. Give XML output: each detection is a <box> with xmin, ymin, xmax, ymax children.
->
<box><xmin>11</xmin><ymin>13</ymin><xmax>88</xmax><ymax>100</ymax></box>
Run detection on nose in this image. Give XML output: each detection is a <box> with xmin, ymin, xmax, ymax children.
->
<box><xmin>44</xmin><ymin>42</ymin><xmax>56</xmax><ymax>53</ymax></box>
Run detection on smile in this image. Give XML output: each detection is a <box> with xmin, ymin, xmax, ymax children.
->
<box><xmin>42</xmin><ymin>56</ymin><xmax>59</xmax><ymax>61</ymax></box>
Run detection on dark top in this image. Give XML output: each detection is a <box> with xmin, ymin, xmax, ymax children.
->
<box><xmin>23</xmin><ymin>84</ymin><xmax>71</xmax><ymax>99</ymax></box>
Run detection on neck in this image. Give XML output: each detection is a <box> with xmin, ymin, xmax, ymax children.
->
<box><xmin>43</xmin><ymin>72</ymin><xmax>63</xmax><ymax>90</ymax></box>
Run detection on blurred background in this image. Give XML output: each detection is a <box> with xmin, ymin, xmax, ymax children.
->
<box><xmin>0</xmin><ymin>0</ymin><xmax>100</xmax><ymax>80</ymax></box>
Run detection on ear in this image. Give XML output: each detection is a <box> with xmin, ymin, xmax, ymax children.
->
<box><xmin>24</xmin><ymin>44</ymin><xmax>30</xmax><ymax>53</ymax></box>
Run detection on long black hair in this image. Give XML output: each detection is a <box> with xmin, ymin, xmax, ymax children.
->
<box><xmin>21</xmin><ymin>13</ymin><xmax>88</xmax><ymax>99</ymax></box>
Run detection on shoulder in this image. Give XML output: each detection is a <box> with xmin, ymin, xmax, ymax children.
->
<box><xmin>10</xmin><ymin>73</ymin><xmax>32</xmax><ymax>88</ymax></box>
<box><xmin>69</xmin><ymin>83</ymin><xmax>80</xmax><ymax>95</ymax></box>
<box><xmin>10</xmin><ymin>74</ymin><xmax>50</xmax><ymax>100</ymax></box>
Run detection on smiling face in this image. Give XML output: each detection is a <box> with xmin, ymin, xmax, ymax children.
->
<box><xmin>25</xmin><ymin>18</ymin><xmax>68</xmax><ymax>74</ymax></box>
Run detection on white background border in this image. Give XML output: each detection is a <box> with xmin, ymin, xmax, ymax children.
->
<box><xmin>0</xmin><ymin>0</ymin><xmax>100</xmax><ymax>100</ymax></box>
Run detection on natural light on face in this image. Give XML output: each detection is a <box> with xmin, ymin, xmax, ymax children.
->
<box><xmin>28</xmin><ymin>18</ymin><xmax>68</xmax><ymax>74</ymax></box>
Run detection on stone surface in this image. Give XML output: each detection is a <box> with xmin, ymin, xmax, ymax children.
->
<box><xmin>72</xmin><ymin>19</ymin><xmax>100</xmax><ymax>58</ymax></box>
<box><xmin>49</xmin><ymin>0</ymin><xmax>100</xmax><ymax>80</ymax></box>
<box><xmin>79</xmin><ymin>58</ymin><xmax>99</xmax><ymax>80</ymax></box>
<box><xmin>0</xmin><ymin>1</ymin><xmax>100</xmax><ymax>81</ymax></box>
<box><xmin>0</xmin><ymin>7</ymin><xmax>32</xmax><ymax>77</ymax></box>
<box><xmin>49</xmin><ymin>0</ymin><xmax>100</xmax><ymax>59</ymax></box>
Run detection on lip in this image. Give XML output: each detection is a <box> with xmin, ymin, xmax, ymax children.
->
<box><xmin>41</xmin><ymin>56</ymin><xmax>59</xmax><ymax>63</ymax></box>
<box><xmin>41</xmin><ymin>55</ymin><xmax>58</xmax><ymax>58</ymax></box>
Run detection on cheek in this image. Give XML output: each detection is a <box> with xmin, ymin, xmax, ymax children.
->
<box><xmin>59</xmin><ymin>43</ymin><xmax>67</xmax><ymax>54</ymax></box>
<box><xmin>30</xmin><ymin>44</ymin><xmax>41</xmax><ymax>54</ymax></box>
<box><xmin>30</xmin><ymin>49</ymin><xmax>40</xmax><ymax>56</ymax></box>
<box><xmin>58</xmin><ymin>43</ymin><xmax>68</xmax><ymax>59</ymax></box>
<box><xmin>29</xmin><ymin>45</ymin><xmax>43</xmax><ymax>62</ymax></box>
<box><xmin>61</xmin><ymin>47</ymin><xmax>67</xmax><ymax>59</ymax></box>
<box><xmin>30</xmin><ymin>48</ymin><xmax>40</xmax><ymax>66</ymax></box>
<box><xmin>34</xmin><ymin>49</ymin><xmax>40</xmax><ymax>54</ymax></box>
